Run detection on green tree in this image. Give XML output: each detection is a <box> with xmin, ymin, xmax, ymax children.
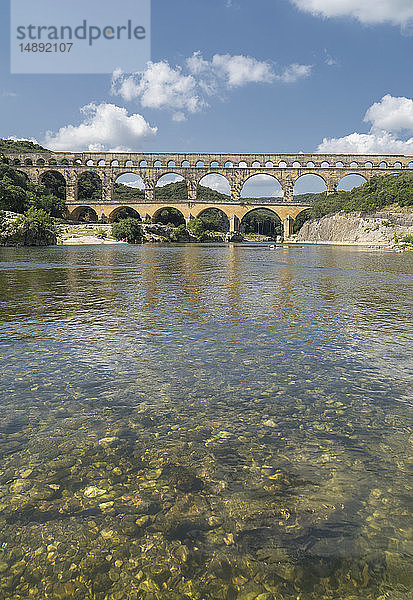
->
<box><xmin>187</xmin><ymin>218</ymin><xmax>205</xmax><ymax>239</ymax></box>
<box><xmin>111</xmin><ymin>218</ymin><xmax>142</xmax><ymax>243</ymax></box>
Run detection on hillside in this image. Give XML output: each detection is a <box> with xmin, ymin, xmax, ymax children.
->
<box><xmin>0</xmin><ymin>139</ymin><xmax>49</xmax><ymax>154</ymax></box>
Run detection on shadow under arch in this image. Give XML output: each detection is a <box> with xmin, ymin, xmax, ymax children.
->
<box><xmin>70</xmin><ymin>206</ymin><xmax>98</xmax><ymax>222</ymax></box>
<box><xmin>77</xmin><ymin>171</ymin><xmax>102</xmax><ymax>202</ymax></box>
<box><xmin>152</xmin><ymin>206</ymin><xmax>186</xmax><ymax>226</ymax></box>
<box><xmin>196</xmin><ymin>207</ymin><xmax>230</xmax><ymax>232</ymax></box>
<box><xmin>39</xmin><ymin>169</ymin><xmax>67</xmax><ymax>200</ymax></box>
<box><xmin>109</xmin><ymin>206</ymin><xmax>141</xmax><ymax>223</ymax></box>
<box><xmin>240</xmin><ymin>207</ymin><xmax>282</xmax><ymax>237</ymax></box>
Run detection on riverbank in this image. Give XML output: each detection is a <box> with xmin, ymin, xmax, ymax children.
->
<box><xmin>294</xmin><ymin>210</ymin><xmax>413</xmax><ymax>247</ymax></box>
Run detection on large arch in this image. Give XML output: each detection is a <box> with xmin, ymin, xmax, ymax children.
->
<box><xmin>155</xmin><ymin>173</ymin><xmax>187</xmax><ymax>201</ymax></box>
<box><xmin>196</xmin><ymin>207</ymin><xmax>230</xmax><ymax>232</ymax></box>
<box><xmin>39</xmin><ymin>170</ymin><xmax>67</xmax><ymax>200</ymax></box>
<box><xmin>152</xmin><ymin>206</ymin><xmax>186</xmax><ymax>226</ymax></box>
<box><xmin>70</xmin><ymin>206</ymin><xmax>98</xmax><ymax>222</ymax></box>
<box><xmin>113</xmin><ymin>172</ymin><xmax>145</xmax><ymax>202</ymax></box>
<box><xmin>109</xmin><ymin>206</ymin><xmax>141</xmax><ymax>223</ymax></box>
<box><xmin>197</xmin><ymin>173</ymin><xmax>231</xmax><ymax>200</ymax></box>
<box><xmin>337</xmin><ymin>174</ymin><xmax>368</xmax><ymax>191</ymax></box>
<box><xmin>77</xmin><ymin>171</ymin><xmax>102</xmax><ymax>201</ymax></box>
<box><xmin>240</xmin><ymin>207</ymin><xmax>282</xmax><ymax>238</ymax></box>
<box><xmin>240</xmin><ymin>174</ymin><xmax>283</xmax><ymax>199</ymax></box>
<box><xmin>293</xmin><ymin>174</ymin><xmax>327</xmax><ymax>198</ymax></box>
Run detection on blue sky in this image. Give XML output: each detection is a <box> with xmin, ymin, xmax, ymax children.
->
<box><xmin>1</xmin><ymin>0</ymin><xmax>413</xmax><ymax>194</ymax></box>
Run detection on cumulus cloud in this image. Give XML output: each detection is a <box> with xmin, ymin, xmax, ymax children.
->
<box><xmin>290</xmin><ymin>0</ymin><xmax>413</xmax><ymax>26</ymax></box>
<box><xmin>199</xmin><ymin>174</ymin><xmax>231</xmax><ymax>195</ymax></box>
<box><xmin>112</xmin><ymin>53</ymin><xmax>311</xmax><ymax>120</ymax></box>
<box><xmin>43</xmin><ymin>103</ymin><xmax>157</xmax><ymax>152</ymax></box>
<box><xmin>317</xmin><ymin>95</ymin><xmax>413</xmax><ymax>154</ymax></box>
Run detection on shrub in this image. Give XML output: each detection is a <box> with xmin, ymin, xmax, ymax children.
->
<box><xmin>187</xmin><ymin>218</ymin><xmax>205</xmax><ymax>239</ymax></box>
<box><xmin>96</xmin><ymin>228</ymin><xmax>107</xmax><ymax>239</ymax></box>
<box><xmin>111</xmin><ymin>218</ymin><xmax>142</xmax><ymax>243</ymax></box>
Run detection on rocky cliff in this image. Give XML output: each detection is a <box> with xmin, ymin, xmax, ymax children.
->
<box><xmin>295</xmin><ymin>211</ymin><xmax>413</xmax><ymax>245</ymax></box>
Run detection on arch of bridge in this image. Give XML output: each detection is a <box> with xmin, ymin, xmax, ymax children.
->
<box><xmin>3</xmin><ymin>150</ymin><xmax>411</xmax><ymax>206</ymax></box>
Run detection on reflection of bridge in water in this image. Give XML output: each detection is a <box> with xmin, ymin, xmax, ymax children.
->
<box><xmin>3</xmin><ymin>151</ymin><xmax>412</xmax><ymax>237</ymax></box>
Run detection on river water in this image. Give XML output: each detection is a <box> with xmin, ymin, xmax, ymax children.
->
<box><xmin>0</xmin><ymin>243</ymin><xmax>412</xmax><ymax>600</ymax></box>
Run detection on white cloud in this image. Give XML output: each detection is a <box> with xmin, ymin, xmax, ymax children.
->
<box><xmin>364</xmin><ymin>94</ymin><xmax>413</xmax><ymax>133</ymax></box>
<box><xmin>199</xmin><ymin>174</ymin><xmax>231</xmax><ymax>195</ymax></box>
<box><xmin>113</xmin><ymin>53</ymin><xmax>311</xmax><ymax>120</ymax></box>
<box><xmin>112</xmin><ymin>62</ymin><xmax>204</xmax><ymax>122</ymax></box>
<box><xmin>276</xmin><ymin>63</ymin><xmax>312</xmax><ymax>83</ymax></box>
<box><xmin>156</xmin><ymin>174</ymin><xmax>183</xmax><ymax>187</ymax></box>
<box><xmin>43</xmin><ymin>103</ymin><xmax>157</xmax><ymax>152</ymax></box>
<box><xmin>2</xmin><ymin>92</ymin><xmax>18</xmax><ymax>98</ymax></box>
<box><xmin>317</xmin><ymin>95</ymin><xmax>413</xmax><ymax>154</ymax></box>
<box><xmin>291</xmin><ymin>0</ymin><xmax>413</xmax><ymax>26</ymax></box>
<box><xmin>7</xmin><ymin>135</ymin><xmax>39</xmax><ymax>143</ymax></box>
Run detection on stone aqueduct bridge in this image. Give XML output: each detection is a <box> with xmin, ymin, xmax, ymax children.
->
<box><xmin>3</xmin><ymin>151</ymin><xmax>413</xmax><ymax>237</ymax></box>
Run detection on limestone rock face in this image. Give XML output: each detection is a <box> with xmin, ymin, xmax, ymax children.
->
<box><xmin>295</xmin><ymin>211</ymin><xmax>413</xmax><ymax>245</ymax></box>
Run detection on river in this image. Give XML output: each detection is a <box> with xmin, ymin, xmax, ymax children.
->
<box><xmin>0</xmin><ymin>243</ymin><xmax>412</xmax><ymax>600</ymax></box>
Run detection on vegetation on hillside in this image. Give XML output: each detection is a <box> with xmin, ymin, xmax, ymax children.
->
<box><xmin>0</xmin><ymin>164</ymin><xmax>65</xmax><ymax>217</ymax></box>
<box><xmin>0</xmin><ymin>139</ymin><xmax>48</xmax><ymax>154</ymax></box>
<box><xmin>305</xmin><ymin>173</ymin><xmax>413</xmax><ymax>220</ymax></box>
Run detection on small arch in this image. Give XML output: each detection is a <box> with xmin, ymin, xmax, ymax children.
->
<box><xmin>73</xmin><ymin>158</ymin><xmax>82</xmax><ymax>166</ymax></box>
<box><xmin>109</xmin><ymin>206</ymin><xmax>141</xmax><ymax>223</ymax></box>
<box><xmin>364</xmin><ymin>161</ymin><xmax>373</xmax><ymax>169</ymax></box>
<box><xmin>241</xmin><ymin>174</ymin><xmax>283</xmax><ymax>199</ymax></box>
<box><xmin>97</xmin><ymin>159</ymin><xmax>106</xmax><ymax>167</ymax></box>
<box><xmin>224</xmin><ymin>161</ymin><xmax>233</xmax><ymax>168</ymax></box>
<box><xmin>278</xmin><ymin>161</ymin><xmax>287</xmax><ymax>168</ymax></box>
<box><xmin>306</xmin><ymin>161</ymin><xmax>315</xmax><ymax>168</ymax></box>
<box><xmin>71</xmin><ymin>206</ymin><xmax>98</xmax><ymax>222</ymax></box>
<box><xmin>139</xmin><ymin>160</ymin><xmax>148</xmax><ymax>167</ymax></box>
<box><xmin>239</xmin><ymin>161</ymin><xmax>248</xmax><ymax>168</ymax></box>
<box><xmin>294</xmin><ymin>173</ymin><xmax>327</xmax><ymax>196</ymax></box>
<box><xmin>125</xmin><ymin>160</ymin><xmax>134</xmax><ymax>168</ymax></box>
<box><xmin>265</xmin><ymin>161</ymin><xmax>274</xmax><ymax>168</ymax></box>
<box><xmin>196</xmin><ymin>160</ymin><xmax>205</xmax><ymax>167</ymax></box>
<box><xmin>61</xmin><ymin>159</ymin><xmax>69</xmax><ymax>166</ymax></box>
<box><xmin>320</xmin><ymin>161</ymin><xmax>330</xmax><ymax>169</ymax></box>
<box><xmin>86</xmin><ymin>159</ymin><xmax>94</xmax><ymax>167</ymax></box>
<box><xmin>252</xmin><ymin>161</ymin><xmax>261</xmax><ymax>168</ymax></box>
<box><xmin>335</xmin><ymin>161</ymin><xmax>344</xmax><ymax>168</ymax></box>
<box><xmin>13</xmin><ymin>158</ymin><xmax>21</xmax><ymax>166</ymax></box>
<box><xmin>409</xmin><ymin>162</ymin><xmax>413</xmax><ymax>169</ymax></box>
<box><xmin>153</xmin><ymin>160</ymin><xmax>162</xmax><ymax>168</ymax></box>
<box><xmin>181</xmin><ymin>160</ymin><xmax>190</xmax><ymax>168</ymax></box>
<box><xmin>114</xmin><ymin>173</ymin><xmax>145</xmax><ymax>201</ymax></box>
<box><xmin>77</xmin><ymin>171</ymin><xmax>102</xmax><ymax>201</ymax></box>
<box><xmin>197</xmin><ymin>208</ymin><xmax>230</xmax><ymax>232</ymax></box>
<box><xmin>210</xmin><ymin>161</ymin><xmax>220</xmax><ymax>168</ymax></box>
<box><xmin>37</xmin><ymin>158</ymin><xmax>45</xmax><ymax>166</ymax></box>
<box><xmin>111</xmin><ymin>160</ymin><xmax>119</xmax><ymax>167</ymax></box>
<box><xmin>240</xmin><ymin>208</ymin><xmax>282</xmax><ymax>238</ymax></box>
<box><xmin>48</xmin><ymin>159</ymin><xmax>57</xmax><ymax>166</ymax></box>
<box><xmin>350</xmin><ymin>161</ymin><xmax>358</xmax><ymax>169</ymax></box>
<box><xmin>152</xmin><ymin>207</ymin><xmax>185</xmax><ymax>226</ymax></box>
<box><xmin>155</xmin><ymin>173</ymin><xmax>187</xmax><ymax>200</ymax></box>
<box><xmin>197</xmin><ymin>173</ymin><xmax>231</xmax><ymax>199</ymax></box>
<box><xmin>379</xmin><ymin>161</ymin><xmax>387</xmax><ymax>169</ymax></box>
<box><xmin>24</xmin><ymin>158</ymin><xmax>33</xmax><ymax>166</ymax></box>
<box><xmin>292</xmin><ymin>161</ymin><xmax>301</xmax><ymax>168</ymax></box>
<box><xmin>167</xmin><ymin>160</ymin><xmax>176</xmax><ymax>168</ymax></box>
<box><xmin>39</xmin><ymin>170</ymin><xmax>67</xmax><ymax>201</ymax></box>
<box><xmin>393</xmin><ymin>161</ymin><xmax>402</xmax><ymax>169</ymax></box>
<box><xmin>337</xmin><ymin>174</ymin><xmax>367</xmax><ymax>191</ymax></box>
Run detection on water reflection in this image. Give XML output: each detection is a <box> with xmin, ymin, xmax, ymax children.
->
<box><xmin>0</xmin><ymin>244</ymin><xmax>411</xmax><ymax>600</ymax></box>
